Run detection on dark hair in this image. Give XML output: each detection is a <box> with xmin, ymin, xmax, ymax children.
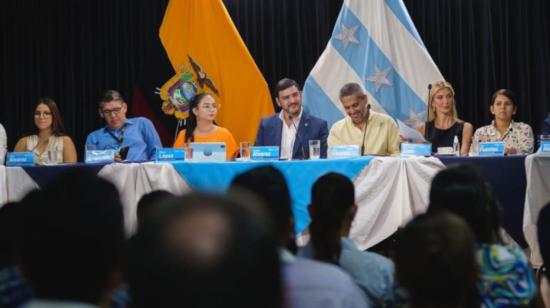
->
<box><xmin>99</xmin><ymin>89</ymin><xmax>125</xmax><ymax>107</ymax></box>
<box><xmin>32</xmin><ymin>97</ymin><xmax>67</xmax><ymax>136</ymax></box>
<box><xmin>136</xmin><ymin>190</ymin><xmax>174</xmax><ymax>229</ymax></box>
<box><xmin>0</xmin><ymin>202</ymin><xmax>23</xmax><ymax>266</ymax></box>
<box><xmin>309</xmin><ymin>172</ymin><xmax>355</xmax><ymax>263</ymax></box>
<box><xmin>339</xmin><ymin>82</ymin><xmax>366</xmax><ymax>99</ymax></box>
<box><xmin>428</xmin><ymin>164</ymin><xmax>502</xmax><ymax>244</ymax></box>
<box><xmin>490</xmin><ymin>89</ymin><xmax>517</xmax><ymax>107</ymax></box>
<box><xmin>230</xmin><ymin>166</ymin><xmax>292</xmax><ymax>248</ymax></box>
<box><xmin>127</xmin><ymin>192</ymin><xmax>282</xmax><ymax>308</ymax></box>
<box><xmin>538</xmin><ymin>202</ymin><xmax>550</xmax><ymax>280</ymax></box>
<box><xmin>274</xmin><ymin>78</ymin><xmax>300</xmax><ymax>98</ymax></box>
<box><xmin>395</xmin><ymin>212</ymin><xmax>478</xmax><ymax>307</ymax></box>
<box><xmin>185</xmin><ymin>92</ymin><xmax>213</xmax><ymax>144</ymax></box>
<box><xmin>16</xmin><ymin>171</ymin><xmax>125</xmax><ymax>304</ymax></box>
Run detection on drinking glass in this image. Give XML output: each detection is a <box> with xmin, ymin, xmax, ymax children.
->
<box><xmin>308</xmin><ymin>140</ymin><xmax>321</xmax><ymax>160</ymax></box>
<box><xmin>240</xmin><ymin>141</ymin><xmax>250</xmax><ymax>161</ymax></box>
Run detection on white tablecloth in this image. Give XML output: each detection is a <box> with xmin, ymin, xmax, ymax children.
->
<box><xmin>0</xmin><ymin>166</ymin><xmax>7</xmax><ymax>205</ymax></box>
<box><xmin>2</xmin><ymin>156</ymin><xmax>546</xmax><ymax>255</ymax></box>
<box><xmin>1</xmin><ymin>163</ymin><xmax>190</xmax><ymax>235</ymax></box>
<box><xmin>523</xmin><ymin>154</ymin><xmax>550</xmax><ymax>267</ymax></box>
<box><xmin>350</xmin><ymin>156</ymin><xmax>445</xmax><ymax>249</ymax></box>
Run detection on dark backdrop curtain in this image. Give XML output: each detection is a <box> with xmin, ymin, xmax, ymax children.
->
<box><xmin>1</xmin><ymin>0</ymin><xmax>549</xmax><ymax>158</ymax></box>
<box><xmin>223</xmin><ymin>0</ymin><xmax>342</xmax><ymax>87</ymax></box>
<box><xmin>405</xmin><ymin>0</ymin><xmax>550</xmax><ymax>136</ymax></box>
<box><xmin>0</xmin><ymin>0</ymin><xmax>171</xmax><ymax>157</ymax></box>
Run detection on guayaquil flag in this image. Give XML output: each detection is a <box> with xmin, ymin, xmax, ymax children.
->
<box><xmin>302</xmin><ymin>0</ymin><xmax>444</xmax><ymax>129</ymax></box>
<box><xmin>159</xmin><ymin>0</ymin><xmax>274</xmax><ymax>144</ymax></box>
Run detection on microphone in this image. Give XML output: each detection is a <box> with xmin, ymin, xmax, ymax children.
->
<box><xmin>427</xmin><ymin>83</ymin><xmax>432</xmax><ymax>105</ymax></box>
<box><xmin>288</xmin><ymin>114</ymin><xmax>306</xmax><ymax>159</ymax></box>
<box><xmin>360</xmin><ymin>104</ymin><xmax>371</xmax><ymax>155</ymax></box>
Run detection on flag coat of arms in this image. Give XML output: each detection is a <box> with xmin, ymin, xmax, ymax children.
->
<box><xmin>159</xmin><ymin>0</ymin><xmax>274</xmax><ymax>143</ymax></box>
<box><xmin>302</xmin><ymin>0</ymin><xmax>444</xmax><ymax>129</ymax></box>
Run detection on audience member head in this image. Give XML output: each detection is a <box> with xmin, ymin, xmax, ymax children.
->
<box><xmin>428</xmin><ymin>164</ymin><xmax>501</xmax><ymax>244</ymax></box>
<box><xmin>0</xmin><ymin>202</ymin><xmax>23</xmax><ymax>267</ymax></box>
<box><xmin>230</xmin><ymin>166</ymin><xmax>292</xmax><ymax>249</ymax></box>
<box><xmin>395</xmin><ymin>212</ymin><xmax>478</xmax><ymax>308</ymax></box>
<box><xmin>428</xmin><ymin>80</ymin><xmax>458</xmax><ymax>122</ymax></box>
<box><xmin>32</xmin><ymin>97</ymin><xmax>67</xmax><ymax>136</ymax></box>
<box><xmin>538</xmin><ymin>202</ymin><xmax>550</xmax><ymax>280</ymax></box>
<box><xmin>127</xmin><ymin>192</ymin><xmax>281</xmax><ymax>308</ymax></box>
<box><xmin>309</xmin><ymin>172</ymin><xmax>356</xmax><ymax>263</ymax></box>
<box><xmin>136</xmin><ymin>190</ymin><xmax>175</xmax><ymax>229</ymax></box>
<box><xmin>98</xmin><ymin>90</ymin><xmax>127</xmax><ymax>130</ymax></box>
<box><xmin>185</xmin><ymin>92</ymin><xmax>218</xmax><ymax>143</ymax></box>
<box><xmin>274</xmin><ymin>78</ymin><xmax>302</xmax><ymax>118</ymax></box>
<box><xmin>16</xmin><ymin>171</ymin><xmax>125</xmax><ymax>305</ymax></box>
<box><xmin>338</xmin><ymin>82</ymin><xmax>369</xmax><ymax>126</ymax></box>
<box><xmin>490</xmin><ymin>89</ymin><xmax>517</xmax><ymax>123</ymax></box>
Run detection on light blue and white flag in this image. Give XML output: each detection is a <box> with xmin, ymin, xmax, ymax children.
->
<box><xmin>302</xmin><ymin>0</ymin><xmax>443</xmax><ymax>129</ymax></box>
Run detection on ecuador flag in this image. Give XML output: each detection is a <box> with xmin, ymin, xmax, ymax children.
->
<box><xmin>159</xmin><ymin>0</ymin><xmax>274</xmax><ymax>143</ymax></box>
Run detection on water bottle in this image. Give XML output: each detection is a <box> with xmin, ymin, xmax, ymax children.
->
<box><xmin>453</xmin><ymin>135</ymin><xmax>460</xmax><ymax>156</ymax></box>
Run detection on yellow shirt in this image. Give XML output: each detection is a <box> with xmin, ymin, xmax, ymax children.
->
<box><xmin>173</xmin><ymin>126</ymin><xmax>239</xmax><ymax>160</ymax></box>
<box><xmin>328</xmin><ymin>111</ymin><xmax>400</xmax><ymax>156</ymax></box>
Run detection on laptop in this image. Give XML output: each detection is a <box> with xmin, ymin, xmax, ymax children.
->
<box><xmin>189</xmin><ymin>142</ymin><xmax>226</xmax><ymax>162</ymax></box>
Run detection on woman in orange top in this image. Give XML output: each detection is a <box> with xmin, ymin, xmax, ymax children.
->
<box><xmin>173</xmin><ymin>93</ymin><xmax>238</xmax><ymax>160</ymax></box>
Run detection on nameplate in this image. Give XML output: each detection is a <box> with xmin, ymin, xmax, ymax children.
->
<box><xmin>190</xmin><ymin>142</ymin><xmax>226</xmax><ymax>162</ymax></box>
<box><xmin>478</xmin><ymin>142</ymin><xmax>505</xmax><ymax>156</ymax></box>
<box><xmin>6</xmin><ymin>152</ymin><xmax>35</xmax><ymax>166</ymax></box>
<box><xmin>85</xmin><ymin>150</ymin><xmax>116</xmax><ymax>164</ymax></box>
<box><xmin>250</xmin><ymin>146</ymin><xmax>280</xmax><ymax>161</ymax></box>
<box><xmin>400</xmin><ymin>143</ymin><xmax>432</xmax><ymax>157</ymax></box>
<box><xmin>540</xmin><ymin>141</ymin><xmax>550</xmax><ymax>154</ymax></box>
<box><xmin>156</xmin><ymin>148</ymin><xmax>185</xmax><ymax>162</ymax></box>
<box><xmin>328</xmin><ymin>145</ymin><xmax>360</xmax><ymax>159</ymax></box>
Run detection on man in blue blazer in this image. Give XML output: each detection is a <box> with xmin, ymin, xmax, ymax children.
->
<box><xmin>255</xmin><ymin>78</ymin><xmax>328</xmax><ymax>159</ymax></box>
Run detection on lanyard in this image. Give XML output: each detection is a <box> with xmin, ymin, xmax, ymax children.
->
<box><xmin>107</xmin><ymin>125</ymin><xmax>126</xmax><ymax>145</ymax></box>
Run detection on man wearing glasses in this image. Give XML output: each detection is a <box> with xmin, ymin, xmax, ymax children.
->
<box><xmin>85</xmin><ymin>90</ymin><xmax>162</xmax><ymax>161</ymax></box>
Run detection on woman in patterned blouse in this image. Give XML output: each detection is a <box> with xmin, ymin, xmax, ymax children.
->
<box><xmin>429</xmin><ymin>165</ymin><xmax>537</xmax><ymax>307</ymax></box>
<box><xmin>471</xmin><ymin>89</ymin><xmax>534</xmax><ymax>155</ymax></box>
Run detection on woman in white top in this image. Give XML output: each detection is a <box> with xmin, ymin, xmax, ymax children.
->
<box><xmin>14</xmin><ymin>98</ymin><xmax>77</xmax><ymax>164</ymax></box>
<box><xmin>470</xmin><ymin>89</ymin><xmax>534</xmax><ymax>155</ymax></box>
<box><xmin>0</xmin><ymin>123</ymin><xmax>6</xmax><ymax>165</ymax></box>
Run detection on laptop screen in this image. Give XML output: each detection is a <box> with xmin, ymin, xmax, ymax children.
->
<box><xmin>189</xmin><ymin>142</ymin><xmax>226</xmax><ymax>162</ymax></box>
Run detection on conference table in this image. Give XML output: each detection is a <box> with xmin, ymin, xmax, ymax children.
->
<box><xmin>1</xmin><ymin>154</ymin><xmax>548</xmax><ymax>266</ymax></box>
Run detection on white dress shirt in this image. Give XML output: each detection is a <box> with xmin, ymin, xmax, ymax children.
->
<box><xmin>279</xmin><ymin>108</ymin><xmax>303</xmax><ymax>160</ymax></box>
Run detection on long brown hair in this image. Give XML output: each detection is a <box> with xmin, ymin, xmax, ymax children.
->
<box><xmin>31</xmin><ymin>97</ymin><xmax>67</xmax><ymax>136</ymax></box>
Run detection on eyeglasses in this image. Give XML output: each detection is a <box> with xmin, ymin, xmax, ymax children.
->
<box><xmin>34</xmin><ymin>111</ymin><xmax>52</xmax><ymax>118</ymax></box>
<box><xmin>199</xmin><ymin>103</ymin><xmax>221</xmax><ymax>110</ymax></box>
<box><xmin>101</xmin><ymin>107</ymin><xmax>123</xmax><ymax>116</ymax></box>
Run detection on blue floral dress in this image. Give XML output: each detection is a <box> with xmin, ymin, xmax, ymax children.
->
<box><xmin>477</xmin><ymin>244</ymin><xmax>536</xmax><ymax>307</ymax></box>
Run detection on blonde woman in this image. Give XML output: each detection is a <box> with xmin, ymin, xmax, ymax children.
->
<box><xmin>417</xmin><ymin>81</ymin><xmax>473</xmax><ymax>155</ymax></box>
